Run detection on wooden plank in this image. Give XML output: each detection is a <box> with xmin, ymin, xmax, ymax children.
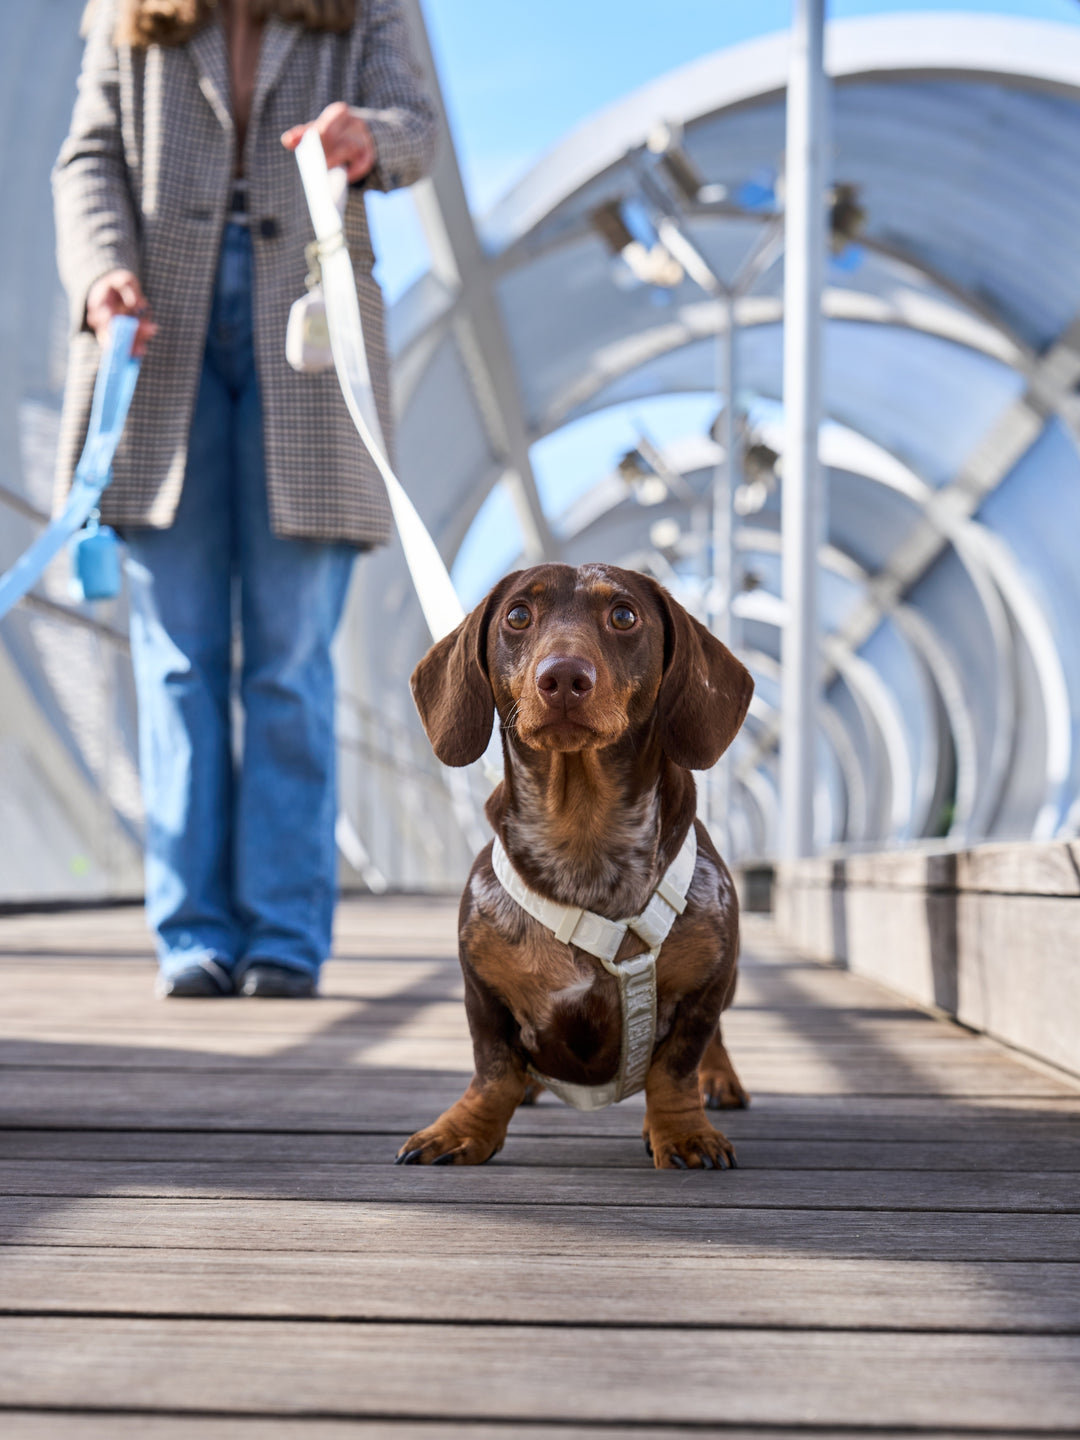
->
<box><xmin>4</xmin><ymin>1091</ymin><xmax>1079</xmax><ymax>1138</ymax></box>
<box><xmin>0</xmin><ymin>1415</ymin><xmax>1001</xmax><ymax>1440</ymax></box>
<box><xmin>0</xmin><ymin>897</ymin><xmax>460</xmax><ymax>955</ymax></box>
<box><xmin>2</xmin><ymin>1319</ymin><xmax>1079</xmax><ymax>1428</ymax></box>
<box><xmin>0</xmin><ymin>1047</ymin><xmax>1072</xmax><ymax>1131</ymax></box>
<box><xmin>1</xmin><ymin>1248</ymin><xmax>1077</xmax><ymax>1332</ymax></box>
<box><xmin>1</xmin><ymin>1160</ymin><xmax>1078</xmax><ymax>1212</ymax></box>
<box><xmin>0</xmin><ymin>1028</ymin><xmax>1024</xmax><ymax>1065</ymax></box>
<box><xmin>0</xmin><ymin>1053</ymin><xmax>1067</xmax><ymax>1099</ymax></box>
<box><xmin>3</xmin><ymin>1197</ymin><xmax>1078</xmax><ymax>1261</ymax></box>
<box><xmin>6</xmin><ymin>1129</ymin><xmax>1079</xmax><ymax>1171</ymax></box>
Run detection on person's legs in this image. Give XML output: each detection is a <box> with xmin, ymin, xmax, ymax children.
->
<box><xmin>125</xmin><ymin>354</ymin><xmax>241</xmax><ymax>987</ymax></box>
<box><xmin>227</xmin><ymin>248</ymin><xmax>355</xmax><ymax>986</ymax></box>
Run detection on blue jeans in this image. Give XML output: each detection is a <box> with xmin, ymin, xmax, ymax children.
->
<box><xmin>125</xmin><ymin>224</ymin><xmax>355</xmax><ymax>983</ymax></box>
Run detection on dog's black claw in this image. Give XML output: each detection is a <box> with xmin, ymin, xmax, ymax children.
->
<box><xmin>700</xmin><ymin>1154</ymin><xmax>715</xmax><ymax>1170</ymax></box>
<box><xmin>643</xmin><ymin>1137</ymin><xmax>653</xmax><ymax>1157</ymax></box>
<box><xmin>432</xmin><ymin>1151</ymin><xmax>457</xmax><ymax>1165</ymax></box>
<box><xmin>670</xmin><ymin>1154</ymin><xmax>688</xmax><ymax>1169</ymax></box>
<box><xmin>397</xmin><ymin>1148</ymin><xmax>424</xmax><ymax>1166</ymax></box>
<box><xmin>728</xmin><ymin>1152</ymin><xmax>739</xmax><ymax>1168</ymax></box>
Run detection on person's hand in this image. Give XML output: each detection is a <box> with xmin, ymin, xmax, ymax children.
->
<box><xmin>281</xmin><ymin>102</ymin><xmax>377</xmax><ymax>183</ymax></box>
<box><xmin>85</xmin><ymin>269</ymin><xmax>158</xmax><ymax>356</ymax></box>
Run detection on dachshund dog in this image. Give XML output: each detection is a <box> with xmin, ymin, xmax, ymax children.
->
<box><xmin>397</xmin><ymin>563</ymin><xmax>754</xmax><ymax>1170</ymax></box>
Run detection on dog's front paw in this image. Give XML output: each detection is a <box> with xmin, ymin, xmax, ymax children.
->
<box><xmin>395</xmin><ymin>1118</ymin><xmax>503</xmax><ymax>1166</ymax></box>
<box><xmin>643</xmin><ymin>1120</ymin><xmax>737</xmax><ymax>1171</ymax></box>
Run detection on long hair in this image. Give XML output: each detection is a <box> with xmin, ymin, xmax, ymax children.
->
<box><xmin>108</xmin><ymin>0</ymin><xmax>357</xmax><ymax>47</ymax></box>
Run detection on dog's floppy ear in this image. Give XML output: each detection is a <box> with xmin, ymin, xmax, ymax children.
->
<box><xmin>410</xmin><ymin>579</ymin><xmax>514</xmax><ymax>767</ymax></box>
<box><xmin>643</xmin><ymin>577</ymin><xmax>754</xmax><ymax>771</ymax></box>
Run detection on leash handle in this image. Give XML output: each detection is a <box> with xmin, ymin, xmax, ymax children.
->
<box><xmin>0</xmin><ymin>317</ymin><xmax>141</xmax><ymax>621</ymax></box>
<box><xmin>294</xmin><ymin>130</ymin><xmax>466</xmax><ymax>644</ymax></box>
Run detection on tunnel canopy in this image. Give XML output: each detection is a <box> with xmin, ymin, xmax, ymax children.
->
<box><xmin>351</xmin><ymin>11</ymin><xmax>1080</xmax><ymax>864</ymax></box>
<box><xmin>6</xmin><ymin>7</ymin><xmax>1080</xmax><ymax>897</ymax></box>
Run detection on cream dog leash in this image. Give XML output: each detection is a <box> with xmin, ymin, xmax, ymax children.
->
<box><xmin>294</xmin><ymin>132</ymin><xmax>465</xmax><ymax>645</ymax></box>
<box><xmin>293</xmin><ymin>139</ymin><xmax>701</xmax><ymax>1095</ymax></box>
<box><xmin>491</xmin><ymin>827</ymin><xmax>698</xmax><ymax>1111</ymax></box>
<box><xmin>294</xmin><ymin>136</ymin><xmax>505</xmax><ymax>801</ymax></box>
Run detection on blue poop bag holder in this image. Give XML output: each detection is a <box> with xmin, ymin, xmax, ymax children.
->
<box><xmin>70</xmin><ymin>510</ymin><xmax>122</xmax><ymax>602</ymax></box>
<box><xmin>0</xmin><ymin>315</ymin><xmax>141</xmax><ymax>618</ymax></box>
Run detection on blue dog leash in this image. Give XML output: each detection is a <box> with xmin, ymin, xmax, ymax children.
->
<box><xmin>0</xmin><ymin>315</ymin><xmax>141</xmax><ymax>619</ymax></box>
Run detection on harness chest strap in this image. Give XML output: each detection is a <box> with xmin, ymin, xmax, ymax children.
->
<box><xmin>490</xmin><ymin>827</ymin><xmax>698</xmax><ymax>1112</ymax></box>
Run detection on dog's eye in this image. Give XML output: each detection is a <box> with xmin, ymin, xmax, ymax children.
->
<box><xmin>610</xmin><ymin>605</ymin><xmax>637</xmax><ymax>630</ymax></box>
<box><xmin>506</xmin><ymin>605</ymin><xmax>532</xmax><ymax>630</ymax></box>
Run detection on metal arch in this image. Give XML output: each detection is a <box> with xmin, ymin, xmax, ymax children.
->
<box><xmin>738</xmin><ymin>647</ymin><xmax>871</xmax><ymax>847</ymax></box>
<box><xmin>531</xmin><ymin>292</ymin><xmax>1028</xmax><ymax>443</ymax></box>
<box><xmin>736</xmin><ymin>528</ymin><xmax>962</xmax><ymax>843</ymax></box>
<box><xmin>956</xmin><ymin>526</ymin><xmax>1073</xmax><ymax>838</ymax></box>
<box><xmin>388</xmin><ymin>16</ymin><xmax>1080</xmax><ymax>469</ymax></box>
<box><xmin>734</xmin><ymin>522</ymin><xmax>982</xmax><ymax>843</ymax></box>
<box><xmin>381</xmin><ymin>14</ymin><xmax>1080</xmax><ymax>654</ymax></box>
<box><xmin>542</xmin><ymin>437</ymin><xmax>985</xmax><ymax>844</ymax></box>
<box><xmin>732</xmin><ymin>588</ymin><xmax>915</xmax><ymax>842</ymax></box>
<box><xmin>735</xmin><ymin>765</ymin><xmax>780</xmax><ymax>857</ymax></box>
<box><xmin>480</xmin><ymin>15</ymin><xmax>1080</xmax><ymax>258</ymax></box>
<box><xmin>727</xmin><ymin>410</ymin><xmax>1073</xmax><ymax>841</ymax></box>
<box><xmin>398</xmin><ymin>0</ymin><xmax>556</xmax><ymax>563</ymax></box>
<box><xmin>361</xmin><ymin>10</ymin><xmax>1080</xmax><ymax>869</ymax></box>
<box><xmin>522</xmin><ymin>403</ymin><xmax>1048</xmax><ymax>845</ymax></box>
<box><xmin>891</xmin><ymin>606</ymin><xmax>979</xmax><ymax>842</ymax></box>
<box><xmin>389</xmin><ymin>240</ymin><xmax>1031</xmax><ymax>435</ymax></box>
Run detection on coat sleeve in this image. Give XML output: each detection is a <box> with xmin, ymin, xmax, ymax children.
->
<box><xmin>53</xmin><ymin>0</ymin><xmax>140</xmax><ymax>332</ymax></box>
<box><xmin>348</xmin><ymin>0</ymin><xmax>438</xmax><ymax>193</ymax></box>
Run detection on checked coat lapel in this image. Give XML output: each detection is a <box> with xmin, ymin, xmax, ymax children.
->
<box><xmin>250</xmin><ymin>18</ymin><xmax>301</xmax><ymax>146</ymax></box>
<box><xmin>186</xmin><ymin>17</ymin><xmax>234</xmax><ymax>139</ymax></box>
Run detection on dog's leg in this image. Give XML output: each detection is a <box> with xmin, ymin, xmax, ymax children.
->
<box><xmin>396</xmin><ymin>964</ymin><xmax>528</xmax><ymax>1165</ymax></box>
<box><xmin>699</xmin><ymin>1023</ymin><xmax>750</xmax><ymax>1110</ymax></box>
<box><xmin>642</xmin><ymin>992</ymin><xmax>737</xmax><ymax>1170</ymax></box>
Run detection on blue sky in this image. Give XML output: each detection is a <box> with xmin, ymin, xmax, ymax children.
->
<box><xmin>364</xmin><ymin>1</ymin><xmax>1080</xmax><ymax>600</ymax></box>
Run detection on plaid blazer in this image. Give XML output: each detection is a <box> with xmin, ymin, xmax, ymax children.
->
<box><xmin>53</xmin><ymin>0</ymin><xmax>436</xmax><ymax>546</ymax></box>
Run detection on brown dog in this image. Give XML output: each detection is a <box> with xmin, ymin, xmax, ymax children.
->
<box><xmin>397</xmin><ymin>563</ymin><xmax>753</xmax><ymax>1169</ymax></box>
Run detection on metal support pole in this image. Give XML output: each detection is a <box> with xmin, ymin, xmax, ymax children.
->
<box><xmin>710</xmin><ymin>295</ymin><xmax>740</xmax><ymax>846</ymax></box>
<box><xmin>712</xmin><ymin>299</ymin><xmax>738</xmax><ymax>654</ymax></box>
<box><xmin>781</xmin><ymin>0</ymin><xmax>828</xmax><ymax>858</ymax></box>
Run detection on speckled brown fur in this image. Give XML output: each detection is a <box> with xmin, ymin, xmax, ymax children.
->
<box><xmin>397</xmin><ymin>564</ymin><xmax>753</xmax><ymax>1170</ymax></box>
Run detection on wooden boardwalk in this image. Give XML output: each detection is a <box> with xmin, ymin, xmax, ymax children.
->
<box><xmin>0</xmin><ymin>898</ymin><xmax>1078</xmax><ymax>1438</ymax></box>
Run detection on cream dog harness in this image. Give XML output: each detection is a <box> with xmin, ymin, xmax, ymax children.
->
<box><xmin>490</xmin><ymin>828</ymin><xmax>699</xmax><ymax>1111</ymax></box>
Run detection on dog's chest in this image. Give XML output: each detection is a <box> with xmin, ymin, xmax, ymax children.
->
<box><xmin>465</xmin><ymin>865</ymin><xmax>721</xmax><ymax>1077</ymax></box>
<box><xmin>464</xmin><ymin>868</ymin><xmax>620</xmax><ymax>1063</ymax></box>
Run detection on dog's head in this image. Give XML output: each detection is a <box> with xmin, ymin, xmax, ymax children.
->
<box><xmin>411</xmin><ymin>563</ymin><xmax>753</xmax><ymax>772</ymax></box>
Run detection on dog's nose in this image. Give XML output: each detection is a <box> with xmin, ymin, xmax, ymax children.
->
<box><xmin>535</xmin><ymin>655</ymin><xmax>596</xmax><ymax>708</ymax></box>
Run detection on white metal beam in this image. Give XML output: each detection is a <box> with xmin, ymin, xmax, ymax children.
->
<box><xmin>398</xmin><ymin>0</ymin><xmax>557</xmax><ymax>562</ymax></box>
<box><xmin>780</xmin><ymin>0</ymin><xmax>829</xmax><ymax>859</ymax></box>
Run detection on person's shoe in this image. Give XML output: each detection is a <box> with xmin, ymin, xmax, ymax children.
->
<box><xmin>237</xmin><ymin>962</ymin><xmax>317</xmax><ymax>998</ymax></box>
<box><xmin>155</xmin><ymin>957</ymin><xmax>234</xmax><ymax>998</ymax></box>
